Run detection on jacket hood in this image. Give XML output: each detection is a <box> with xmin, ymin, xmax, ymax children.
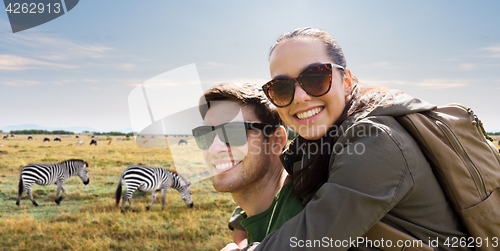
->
<box><xmin>280</xmin><ymin>89</ymin><xmax>436</xmax><ymax>175</ymax></box>
<box><xmin>350</xmin><ymin>89</ymin><xmax>436</xmax><ymax>122</ymax></box>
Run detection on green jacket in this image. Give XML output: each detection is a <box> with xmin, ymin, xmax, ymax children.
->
<box><xmin>244</xmin><ymin>90</ymin><xmax>470</xmax><ymax>251</ymax></box>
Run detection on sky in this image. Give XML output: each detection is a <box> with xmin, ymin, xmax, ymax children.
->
<box><xmin>1</xmin><ymin>0</ymin><xmax>499</xmax><ymax>133</ymax></box>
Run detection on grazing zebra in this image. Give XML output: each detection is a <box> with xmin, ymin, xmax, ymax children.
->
<box><xmin>76</xmin><ymin>140</ymin><xmax>83</xmax><ymax>146</ymax></box>
<box><xmin>16</xmin><ymin>159</ymin><xmax>90</xmax><ymax>206</ymax></box>
<box><xmin>115</xmin><ymin>166</ymin><xmax>193</xmax><ymax>213</ymax></box>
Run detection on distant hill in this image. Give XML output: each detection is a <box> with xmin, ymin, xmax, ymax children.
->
<box><xmin>0</xmin><ymin>124</ymin><xmax>132</xmax><ymax>134</ymax></box>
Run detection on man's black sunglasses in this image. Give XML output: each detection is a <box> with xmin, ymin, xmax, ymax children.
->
<box><xmin>192</xmin><ymin>122</ymin><xmax>275</xmax><ymax>150</ymax></box>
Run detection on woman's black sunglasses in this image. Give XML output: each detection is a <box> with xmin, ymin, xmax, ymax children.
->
<box><xmin>192</xmin><ymin>122</ymin><xmax>274</xmax><ymax>150</ymax></box>
<box><xmin>262</xmin><ymin>63</ymin><xmax>344</xmax><ymax>108</ymax></box>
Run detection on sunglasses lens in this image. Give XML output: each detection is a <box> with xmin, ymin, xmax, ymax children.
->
<box><xmin>301</xmin><ymin>66</ymin><xmax>331</xmax><ymax>96</ymax></box>
<box><xmin>266</xmin><ymin>80</ymin><xmax>294</xmax><ymax>107</ymax></box>
<box><xmin>221</xmin><ymin>123</ymin><xmax>248</xmax><ymax>147</ymax></box>
<box><xmin>192</xmin><ymin>123</ymin><xmax>249</xmax><ymax>150</ymax></box>
<box><xmin>193</xmin><ymin>127</ymin><xmax>215</xmax><ymax>150</ymax></box>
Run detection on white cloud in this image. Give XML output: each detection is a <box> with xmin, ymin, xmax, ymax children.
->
<box><xmin>361</xmin><ymin>78</ymin><xmax>468</xmax><ymax>89</ymax></box>
<box><xmin>0</xmin><ymin>35</ymin><xmax>112</xmax><ymax>61</ymax></box>
<box><xmin>483</xmin><ymin>46</ymin><xmax>500</xmax><ymax>58</ymax></box>
<box><xmin>197</xmin><ymin>61</ymin><xmax>235</xmax><ymax>69</ymax></box>
<box><xmin>359</xmin><ymin>79</ymin><xmax>409</xmax><ymax>87</ymax></box>
<box><xmin>0</xmin><ymin>54</ymin><xmax>74</xmax><ymax>71</ymax></box>
<box><xmin>415</xmin><ymin>79</ymin><xmax>467</xmax><ymax>89</ymax></box>
<box><xmin>363</xmin><ymin>61</ymin><xmax>400</xmax><ymax>69</ymax></box>
<box><xmin>0</xmin><ymin>78</ymin><xmax>42</xmax><ymax>87</ymax></box>
<box><xmin>458</xmin><ymin>63</ymin><xmax>476</xmax><ymax>71</ymax></box>
<box><xmin>201</xmin><ymin>78</ymin><xmax>269</xmax><ymax>87</ymax></box>
<box><xmin>119</xmin><ymin>64</ymin><xmax>139</xmax><ymax>71</ymax></box>
<box><xmin>0</xmin><ymin>33</ymin><xmax>112</xmax><ymax>71</ymax></box>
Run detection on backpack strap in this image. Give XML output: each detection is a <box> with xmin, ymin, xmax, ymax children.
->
<box><xmin>363</xmin><ymin>221</ymin><xmax>434</xmax><ymax>251</ymax></box>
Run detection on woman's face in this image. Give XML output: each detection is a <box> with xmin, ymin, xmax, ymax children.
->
<box><xmin>269</xmin><ymin>38</ymin><xmax>348</xmax><ymax>140</ymax></box>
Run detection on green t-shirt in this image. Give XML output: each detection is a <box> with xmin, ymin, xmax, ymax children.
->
<box><xmin>240</xmin><ymin>182</ymin><xmax>304</xmax><ymax>243</ymax></box>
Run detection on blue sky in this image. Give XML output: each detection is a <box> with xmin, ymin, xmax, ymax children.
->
<box><xmin>1</xmin><ymin>0</ymin><xmax>499</xmax><ymax>133</ymax></box>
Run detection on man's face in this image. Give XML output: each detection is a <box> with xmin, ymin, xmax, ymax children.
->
<box><xmin>202</xmin><ymin>101</ymin><xmax>272</xmax><ymax>193</ymax></box>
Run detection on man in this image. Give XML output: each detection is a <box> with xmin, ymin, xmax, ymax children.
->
<box><xmin>192</xmin><ymin>82</ymin><xmax>304</xmax><ymax>249</ymax></box>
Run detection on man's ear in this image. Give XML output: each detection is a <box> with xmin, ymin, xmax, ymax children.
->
<box><xmin>272</xmin><ymin>126</ymin><xmax>287</xmax><ymax>153</ymax></box>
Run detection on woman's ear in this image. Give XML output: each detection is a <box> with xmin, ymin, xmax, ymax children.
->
<box><xmin>343</xmin><ymin>69</ymin><xmax>353</xmax><ymax>95</ymax></box>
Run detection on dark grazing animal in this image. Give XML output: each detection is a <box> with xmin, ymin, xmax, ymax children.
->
<box><xmin>54</xmin><ymin>138</ymin><xmax>61</xmax><ymax>142</ymax></box>
<box><xmin>16</xmin><ymin>159</ymin><xmax>89</xmax><ymax>206</ymax></box>
<box><xmin>43</xmin><ymin>138</ymin><xmax>50</xmax><ymax>142</ymax></box>
<box><xmin>27</xmin><ymin>136</ymin><xmax>33</xmax><ymax>140</ymax></box>
<box><xmin>116</xmin><ymin>166</ymin><xmax>193</xmax><ymax>213</ymax></box>
<box><xmin>178</xmin><ymin>139</ymin><xmax>188</xmax><ymax>145</ymax></box>
<box><xmin>90</xmin><ymin>139</ymin><xmax>97</xmax><ymax>146</ymax></box>
<box><xmin>2</xmin><ymin>135</ymin><xmax>8</xmax><ymax>139</ymax></box>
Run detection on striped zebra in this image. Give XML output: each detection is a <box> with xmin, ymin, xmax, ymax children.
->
<box><xmin>16</xmin><ymin>159</ymin><xmax>90</xmax><ymax>206</ymax></box>
<box><xmin>115</xmin><ymin>166</ymin><xmax>193</xmax><ymax>213</ymax></box>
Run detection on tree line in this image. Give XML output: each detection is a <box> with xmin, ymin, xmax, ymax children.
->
<box><xmin>8</xmin><ymin>130</ymin><xmax>135</xmax><ymax>136</ymax></box>
<box><xmin>83</xmin><ymin>131</ymin><xmax>135</xmax><ymax>136</ymax></box>
<box><xmin>10</xmin><ymin>130</ymin><xmax>75</xmax><ymax>135</ymax></box>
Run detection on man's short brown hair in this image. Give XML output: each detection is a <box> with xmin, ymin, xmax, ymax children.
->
<box><xmin>199</xmin><ymin>82</ymin><xmax>284</xmax><ymax>130</ymax></box>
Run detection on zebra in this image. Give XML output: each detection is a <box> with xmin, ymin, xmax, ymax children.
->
<box><xmin>115</xmin><ymin>166</ymin><xmax>193</xmax><ymax>213</ymax></box>
<box><xmin>16</xmin><ymin>159</ymin><xmax>90</xmax><ymax>206</ymax></box>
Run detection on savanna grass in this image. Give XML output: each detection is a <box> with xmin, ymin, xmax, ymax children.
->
<box><xmin>0</xmin><ymin>134</ymin><xmax>235</xmax><ymax>250</ymax></box>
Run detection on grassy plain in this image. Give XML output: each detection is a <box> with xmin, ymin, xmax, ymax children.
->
<box><xmin>0</xmin><ymin>134</ymin><xmax>235</xmax><ymax>251</ymax></box>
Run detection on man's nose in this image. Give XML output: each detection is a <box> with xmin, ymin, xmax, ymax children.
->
<box><xmin>208</xmin><ymin>133</ymin><xmax>228</xmax><ymax>153</ymax></box>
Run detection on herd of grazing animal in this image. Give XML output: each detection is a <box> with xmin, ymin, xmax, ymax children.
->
<box><xmin>9</xmin><ymin>135</ymin><xmax>194</xmax><ymax>212</ymax></box>
<box><xmin>0</xmin><ymin>135</ymin><xmax>118</xmax><ymax>146</ymax></box>
<box><xmin>16</xmin><ymin>159</ymin><xmax>194</xmax><ymax>211</ymax></box>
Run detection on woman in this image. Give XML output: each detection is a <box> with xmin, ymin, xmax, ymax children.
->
<box><xmin>226</xmin><ymin>27</ymin><xmax>470</xmax><ymax>251</ymax></box>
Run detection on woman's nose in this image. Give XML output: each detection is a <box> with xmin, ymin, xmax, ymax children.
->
<box><xmin>293</xmin><ymin>82</ymin><xmax>311</xmax><ymax>104</ymax></box>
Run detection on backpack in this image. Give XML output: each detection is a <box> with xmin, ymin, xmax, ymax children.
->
<box><xmin>390</xmin><ymin>104</ymin><xmax>500</xmax><ymax>251</ymax></box>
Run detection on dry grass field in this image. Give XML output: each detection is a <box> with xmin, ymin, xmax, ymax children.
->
<box><xmin>0</xmin><ymin>134</ymin><xmax>235</xmax><ymax>251</ymax></box>
<box><xmin>1</xmin><ymin>133</ymin><xmax>499</xmax><ymax>251</ymax></box>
